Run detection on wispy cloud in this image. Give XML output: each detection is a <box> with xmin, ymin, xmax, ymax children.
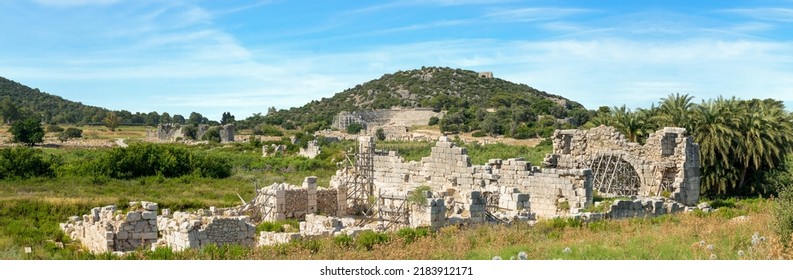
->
<box><xmin>485</xmin><ymin>8</ymin><xmax>593</xmax><ymax>22</ymax></box>
<box><xmin>33</xmin><ymin>0</ymin><xmax>118</xmax><ymax>7</ymax></box>
<box><xmin>724</xmin><ymin>8</ymin><xmax>793</xmax><ymax>22</ymax></box>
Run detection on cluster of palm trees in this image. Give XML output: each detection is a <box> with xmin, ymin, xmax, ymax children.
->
<box><xmin>590</xmin><ymin>94</ymin><xmax>793</xmax><ymax>196</ymax></box>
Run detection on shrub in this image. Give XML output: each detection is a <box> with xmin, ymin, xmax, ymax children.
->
<box><xmin>201</xmin><ymin>127</ymin><xmax>221</xmax><ymax>143</ymax></box>
<box><xmin>775</xmin><ymin>185</ymin><xmax>793</xmax><ymax>246</ymax></box>
<box><xmin>396</xmin><ymin>227</ymin><xmax>431</xmax><ymax>244</ymax></box>
<box><xmin>355</xmin><ymin>231</ymin><xmax>389</xmax><ymax>250</ymax></box>
<box><xmin>0</xmin><ymin>147</ymin><xmax>54</xmax><ymax>179</ymax></box>
<box><xmin>428</xmin><ymin>116</ymin><xmax>439</xmax><ymax>126</ymax></box>
<box><xmin>408</xmin><ymin>185</ymin><xmax>432</xmax><ymax>207</ymax></box>
<box><xmin>10</xmin><ymin>117</ymin><xmax>44</xmax><ymax>146</ymax></box>
<box><xmin>471</xmin><ymin>131</ymin><xmax>486</xmax><ymax>137</ymax></box>
<box><xmin>83</xmin><ymin>144</ymin><xmax>232</xmax><ymax>179</ymax></box>
<box><xmin>346</xmin><ymin>123</ymin><xmax>363</xmax><ymax>134</ymax></box>
<box><xmin>46</xmin><ymin>124</ymin><xmax>64</xmax><ymax>133</ymax></box>
<box><xmin>333</xmin><ymin>234</ymin><xmax>353</xmax><ymax>247</ymax></box>
<box><xmin>255</xmin><ymin>219</ymin><xmax>300</xmax><ymax>233</ymax></box>
<box><xmin>376</xmin><ymin>128</ymin><xmax>386</xmax><ymax>141</ymax></box>
<box><xmin>58</xmin><ymin>128</ymin><xmax>83</xmax><ymax>142</ymax></box>
<box><xmin>253</xmin><ymin>124</ymin><xmax>284</xmax><ymax>136</ymax></box>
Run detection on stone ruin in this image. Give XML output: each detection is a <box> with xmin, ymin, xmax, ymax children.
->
<box><xmin>156</xmin><ymin>209</ymin><xmax>256</xmax><ymax>251</ymax></box>
<box><xmin>62</xmin><ymin>126</ymin><xmax>702</xmax><ymax>253</ymax></box>
<box><xmin>543</xmin><ymin>126</ymin><xmax>700</xmax><ymax>205</ymax></box>
<box><xmin>60</xmin><ymin>202</ymin><xmax>160</xmax><ymax>254</ymax></box>
<box><xmin>331</xmin><ymin>108</ymin><xmax>443</xmax><ymax>131</ymax></box>
<box><xmin>146</xmin><ymin>123</ymin><xmax>235</xmax><ymax>143</ymax></box>
<box><xmin>298</xmin><ymin>140</ymin><xmax>321</xmax><ymax>159</ymax></box>
<box><xmin>478</xmin><ymin>71</ymin><xmax>493</xmax><ymax>78</ymax></box>
<box><xmin>262</xmin><ymin>144</ymin><xmax>287</xmax><ymax>157</ymax></box>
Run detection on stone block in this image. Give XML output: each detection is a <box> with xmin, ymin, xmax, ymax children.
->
<box><xmin>126</xmin><ymin>212</ymin><xmax>141</xmax><ymax>222</ymax></box>
<box><xmin>142</xmin><ymin>211</ymin><xmax>157</xmax><ymax>220</ymax></box>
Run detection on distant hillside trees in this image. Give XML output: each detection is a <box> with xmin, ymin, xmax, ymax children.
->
<box><xmin>241</xmin><ymin>67</ymin><xmax>589</xmax><ymax>138</ymax></box>
<box><xmin>221</xmin><ymin>112</ymin><xmax>235</xmax><ymax>125</ymax></box>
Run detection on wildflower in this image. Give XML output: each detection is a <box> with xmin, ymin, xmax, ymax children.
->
<box><xmin>737</xmin><ymin>250</ymin><xmax>745</xmax><ymax>257</ymax></box>
<box><xmin>706</xmin><ymin>244</ymin><xmax>714</xmax><ymax>251</ymax></box>
<box><xmin>518</xmin><ymin>251</ymin><xmax>528</xmax><ymax>260</ymax></box>
<box><xmin>710</xmin><ymin>254</ymin><xmax>717</xmax><ymax>260</ymax></box>
<box><xmin>699</xmin><ymin>240</ymin><xmax>706</xmax><ymax>246</ymax></box>
<box><xmin>563</xmin><ymin>247</ymin><xmax>572</xmax><ymax>254</ymax></box>
<box><xmin>492</xmin><ymin>256</ymin><xmax>502</xmax><ymax>260</ymax></box>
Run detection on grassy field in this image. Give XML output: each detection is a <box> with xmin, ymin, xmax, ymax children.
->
<box><xmin>1</xmin><ymin>196</ymin><xmax>785</xmax><ymax>260</ymax></box>
<box><xmin>0</xmin><ymin>136</ymin><xmax>789</xmax><ymax>260</ymax></box>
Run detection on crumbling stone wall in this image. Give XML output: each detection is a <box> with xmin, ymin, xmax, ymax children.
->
<box><xmin>60</xmin><ymin>201</ymin><xmax>159</xmax><ymax>254</ymax></box>
<box><xmin>544</xmin><ymin>126</ymin><xmax>700</xmax><ymax>205</ymax></box>
<box><xmin>602</xmin><ymin>198</ymin><xmax>686</xmax><ymax>219</ymax></box>
<box><xmin>220</xmin><ymin>124</ymin><xmax>235</xmax><ymax>143</ymax></box>
<box><xmin>156</xmin><ymin>210</ymin><xmax>256</xmax><ymax>251</ymax></box>
<box><xmin>523</xmin><ymin>169</ymin><xmax>592</xmax><ymax>217</ymax></box>
<box><xmin>331</xmin><ymin>108</ymin><xmax>443</xmax><ymax>131</ymax></box>
<box><xmin>298</xmin><ymin>140</ymin><xmax>321</xmax><ymax>159</ymax></box>
<box><xmin>148</xmin><ymin>123</ymin><xmax>234</xmax><ymax>143</ymax></box>
<box><xmin>333</xmin><ymin>136</ymin><xmax>593</xmax><ymax>218</ymax></box>
<box><xmin>247</xmin><ymin>177</ymin><xmax>343</xmax><ymax>221</ymax></box>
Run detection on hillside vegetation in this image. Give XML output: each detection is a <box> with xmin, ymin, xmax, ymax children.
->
<box><xmin>253</xmin><ymin>67</ymin><xmax>591</xmax><ymax>138</ymax></box>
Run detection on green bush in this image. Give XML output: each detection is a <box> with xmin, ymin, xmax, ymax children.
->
<box><xmin>396</xmin><ymin>227</ymin><xmax>431</xmax><ymax>244</ymax></box>
<box><xmin>428</xmin><ymin>116</ymin><xmax>439</xmax><ymax>126</ymax></box>
<box><xmin>346</xmin><ymin>123</ymin><xmax>363</xmax><ymax>134</ymax></box>
<box><xmin>333</xmin><ymin>234</ymin><xmax>353</xmax><ymax>247</ymax></box>
<box><xmin>0</xmin><ymin>147</ymin><xmax>55</xmax><ymax>179</ymax></box>
<box><xmin>775</xmin><ymin>185</ymin><xmax>793</xmax><ymax>246</ymax></box>
<box><xmin>471</xmin><ymin>131</ymin><xmax>486</xmax><ymax>137</ymax></box>
<box><xmin>46</xmin><ymin>124</ymin><xmax>64</xmax><ymax>133</ymax></box>
<box><xmin>58</xmin><ymin>128</ymin><xmax>83</xmax><ymax>142</ymax></box>
<box><xmin>376</xmin><ymin>128</ymin><xmax>386</xmax><ymax>141</ymax></box>
<box><xmin>355</xmin><ymin>231</ymin><xmax>390</xmax><ymax>250</ymax></box>
<box><xmin>253</xmin><ymin>124</ymin><xmax>284</xmax><ymax>136</ymax></box>
<box><xmin>256</xmin><ymin>219</ymin><xmax>300</xmax><ymax>233</ymax></box>
<box><xmin>74</xmin><ymin>144</ymin><xmax>232</xmax><ymax>179</ymax></box>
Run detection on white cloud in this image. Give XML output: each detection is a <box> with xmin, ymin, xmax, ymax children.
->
<box><xmin>485</xmin><ymin>8</ymin><xmax>593</xmax><ymax>22</ymax></box>
<box><xmin>724</xmin><ymin>8</ymin><xmax>793</xmax><ymax>22</ymax></box>
<box><xmin>33</xmin><ymin>0</ymin><xmax>119</xmax><ymax>7</ymax></box>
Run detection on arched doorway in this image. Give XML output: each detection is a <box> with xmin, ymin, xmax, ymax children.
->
<box><xmin>587</xmin><ymin>154</ymin><xmax>642</xmax><ymax>196</ymax></box>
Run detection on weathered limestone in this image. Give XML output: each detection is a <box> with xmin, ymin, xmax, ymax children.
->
<box><xmin>298</xmin><ymin>140</ymin><xmax>321</xmax><ymax>159</ymax></box>
<box><xmin>59</xmin><ymin>202</ymin><xmax>159</xmax><ymax>254</ymax></box>
<box><xmin>246</xmin><ymin>177</ymin><xmax>344</xmax><ymax>222</ymax></box>
<box><xmin>146</xmin><ymin>123</ymin><xmax>235</xmax><ymax>143</ymax></box>
<box><xmin>156</xmin><ymin>210</ymin><xmax>256</xmax><ymax>251</ymax></box>
<box><xmin>219</xmin><ymin>124</ymin><xmax>235</xmax><ymax>143</ymax></box>
<box><xmin>544</xmin><ymin>126</ymin><xmax>700</xmax><ymax>205</ymax></box>
<box><xmin>331</xmin><ymin>136</ymin><xmax>593</xmax><ymax>219</ymax></box>
<box><xmin>331</xmin><ymin>108</ymin><xmax>443</xmax><ymax>131</ymax></box>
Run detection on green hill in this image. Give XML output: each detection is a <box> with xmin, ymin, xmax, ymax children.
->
<box><xmin>260</xmin><ymin>66</ymin><xmax>590</xmax><ymax>138</ymax></box>
<box><xmin>0</xmin><ymin>76</ymin><xmax>110</xmax><ymax>124</ymax></box>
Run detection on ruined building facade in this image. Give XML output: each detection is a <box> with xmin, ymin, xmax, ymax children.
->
<box><xmin>543</xmin><ymin>126</ymin><xmax>700</xmax><ymax>205</ymax></box>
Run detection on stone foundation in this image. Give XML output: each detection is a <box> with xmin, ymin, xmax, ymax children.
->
<box><xmin>59</xmin><ymin>201</ymin><xmax>159</xmax><ymax>254</ymax></box>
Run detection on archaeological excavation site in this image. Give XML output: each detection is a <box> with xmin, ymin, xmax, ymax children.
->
<box><xmin>60</xmin><ymin>125</ymin><xmax>704</xmax><ymax>254</ymax></box>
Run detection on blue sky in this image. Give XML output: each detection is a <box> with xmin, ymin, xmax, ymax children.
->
<box><xmin>1</xmin><ymin>0</ymin><xmax>792</xmax><ymax>120</ymax></box>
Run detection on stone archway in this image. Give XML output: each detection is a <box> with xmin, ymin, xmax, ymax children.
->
<box><xmin>587</xmin><ymin>154</ymin><xmax>642</xmax><ymax>196</ymax></box>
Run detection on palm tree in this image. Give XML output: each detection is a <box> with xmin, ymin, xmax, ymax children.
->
<box><xmin>658</xmin><ymin>93</ymin><xmax>695</xmax><ymax>131</ymax></box>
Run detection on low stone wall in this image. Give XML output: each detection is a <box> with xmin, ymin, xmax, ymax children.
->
<box><xmin>298</xmin><ymin>140</ymin><xmax>321</xmax><ymax>158</ymax></box>
<box><xmin>60</xmin><ymin>201</ymin><xmax>159</xmax><ymax>254</ymax></box>
<box><xmin>522</xmin><ymin>169</ymin><xmax>593</xmax><ymax>217</ymax></box>
<box><xmin>156</xmin><ymin>211</ymin><xmax>256</xmax><ymax>251</ymax></box>
<box><xmin>602</xmin><ymin>197</ymin><xmax>686</xmax><ymax>219</ymax></box>
<box><xmin>246</xmin><ymin>177</ymin><xmax>343</xmax><ymax>221</ymax></box>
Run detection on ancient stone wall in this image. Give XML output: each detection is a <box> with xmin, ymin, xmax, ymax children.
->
<box><xmin>156</xmin><ymin>210</ymin><xmax>256</xmax><ymax>251</ymax></box>
<box><xmin>544</xmin><ymin>126</ymin><xmax>700</xmax><ymax>205</ymax></box>
<box><xmin>338</xmin><ymin>137</ymin><xmax>593</xmax><ymax>218</ymax></box>
<box><xmin>220</xmin><ymin>124</ymin><xmax>235</xmax><ymax>143</ymax></box>
<box><xmin>331</xmin><ymin>108</ymin><xmax>443</xmax><ymax>131</ymax></box>
<box><xmin>60</xmin><ymin>201</ymin><xmax>159</xmax><ymax>254</ymax></box>
<box><xmin>522</xmin><ymin>169</ymin><xmax>592</xmax><ymax>217</ymax></box>
<box><xmin>247</xmin><ymin>177</ymin><xmax>343</xmax><ymax>221</ymax></box>
<box><xmin>298</xmin><ymin>140</ymin><xmax>321</xmax><ymax>159</ymax></box>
